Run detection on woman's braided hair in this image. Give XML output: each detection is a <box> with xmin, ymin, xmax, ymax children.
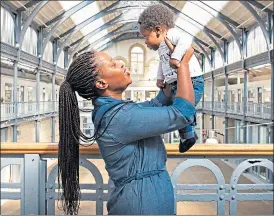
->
<box><xmin>58</xmin><ymin>51</ymin><xmax>99</xmax><ymax>215</ymax></box>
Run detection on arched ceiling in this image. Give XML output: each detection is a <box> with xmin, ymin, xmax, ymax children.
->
<box><xmin>4</xmin><ymin>0</ymin><xmax>273</xmax><ymax>61</ymax></box>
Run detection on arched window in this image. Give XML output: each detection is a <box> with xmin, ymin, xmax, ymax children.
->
<box><xmin>190</xmin><ymin>55</ymin><xmax>202</xmax><ymax>75</ymax></box>
<box><xmin>131</xmin><ymin>46</ymin><xmax>144</xmax><ymax>75</ymax></box>
<box><xmin>1</xmin><ymin>6</ymin><xmax>14</xmax><ymax>45</ymax></box>
<box><xmin>57</xmin><ymin>50</ymin><xmax>64</xmax><ymax>68</ymax></box>
<box><xmin>204</xmin><ymin>57</ymin><xmax>211</xmax><ymax>73</ymax></box>
<box><xmin>214</xmin><ymin>50</ymin><xmax>223</xmax><ymax>69</ymax></box>
<box><xmin>247</xmin><ymin>26</ymin><xmax>267</xmax><ymax>57</ymax></box>
<box><xmin>22</xmin><ymin>27</ymin><xmax>38</xmax><ymax>56</ymax></box>
<box><xmin>43</xmin><ymin>41</ymin><xmax>53</xmax><ymax>63</ymax></box>
<box><xmin>228</xmin><ymin>40</ymin><xmax>241</xmax><ymax>63</ymax></box>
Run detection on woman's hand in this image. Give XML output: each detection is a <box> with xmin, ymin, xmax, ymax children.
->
<box><xmin>181</xmin><ymin>46</ymin><xmax>194</xmax><ymax>64</ymax></box>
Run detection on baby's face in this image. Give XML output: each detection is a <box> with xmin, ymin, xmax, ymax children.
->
<box><xmin>140</xmin><ymin>25</ymin><xmax>165</xmax><ymax>51</ymax></box>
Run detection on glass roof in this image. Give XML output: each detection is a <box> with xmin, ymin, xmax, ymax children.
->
<box><xmin>175</xmin><ymin>1</ymin><xmax>228</xmax><ymax>37</ymax></box>
<box><xmin>58</xmin><ymin>1</ymin><xmax>230</xmax><ymax>51</ymax></box>
<box><xmin>59</xmin><ymin>1</ymin><xmax>106</xmax><ymax>45</ymax></box>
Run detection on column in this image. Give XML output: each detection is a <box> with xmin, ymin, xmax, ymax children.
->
<box><xmin>243</xmin><ymin>70</ymin><xmax>248</xmax><ymax>143</ymax></box>
<box><xmin>35</xmin><ymin>70</ymin><xmax>40</xmax><ymax>142</ymax></box>
<box><xmin>269</xmin><ymin>12</ymin><xmax>274</xmax><ymax>143</ymax></box>
<box><xmin>51</xmin><ymin>74</ymin><xmax>56</xmax><ymax>143</ymax></box>
<box><xmin>211</xmin><ymin>73</ymin><xmax>215</xmax><ymax>129</ymax></box>
<box><xmin>64</xmin><ymin>47</ymin><xmax>69</xmax><ymax>69</ymax></box>
<box><xmin>210</xmin><ymin>49</ymin><xmax>215</xmax><ymax>130</ymax></box>
<box><xmin>13</xmin><ymin>11</ymin><xmax>21</xmax><ymax>142</ymax></box>
<box><xmin>242</xmin><ymin>29</ymin><xmax>248</xmax><ymax>144</ymax></box>
<box><xmin>270</xmin><ymin>59</ymin><xmax>274</xmax><ymax>143</ymax></box>
<box><xmin>12</xmin><ymin>60</ymin><xmax>18</xmax><ymax>142</ymax></box>
<box><xmin>224</xmin><ymin>72</ymin><xmax>229</xmax><ymax>144</ymax></box>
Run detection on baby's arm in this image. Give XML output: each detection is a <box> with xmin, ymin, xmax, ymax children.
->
<box><xmin>166</xmin><ymin>29</ymin><xmax>193</xmax><ymax>69</ymax></box>
<box><xmin>156</xmin><ymin>62</ymin><xmax>165</xmax><ymax>88</ymax></box>
<box><xmin>164</xmin><ymin>37</ymin><xmax>180</xmax><ymax>69</ymax></box>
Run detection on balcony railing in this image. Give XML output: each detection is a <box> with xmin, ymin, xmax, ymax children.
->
<box><xmin>1</xmin><ymin>101</ymin><xmax>59</xmax><ymax>121</ymax></box>
<box><xmin>1</xmin><ymin>143</ymin><xmax>273</xmax><ymax>215</ymax></box>
<box><xmin>227</xmin><ymin>102</ymin><xmax>243</xmax><ymax>115</ymax></box>
<box><xmin>1</xmin><ymin>101</ymin><xmax>271</xmax><ymax>122</ymax></box>
<box><xmin>213</xmin><ymin>101</ymin><xmax>225</xmax><ymax>112</ymax></box>
<box><xmin>203</xmin><ymin>101</ymin><xmax>271</xmax><ymax>119</ymax></box>
<box><xmin>246</xmin><ymin>102</ymin><xmax>271</xmax><ymax>119</ymax></box>
<box><xmin>1</xmin><ymin>101</ymin><xmax>94</xmax><ymax>122</ymax></box>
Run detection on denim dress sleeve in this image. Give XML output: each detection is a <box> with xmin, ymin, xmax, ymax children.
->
<box><xmin>137</xmin><ymin>89</ymin><xmax>173</xmax><ymax>107</ymax></box>
<box><xmin>107</xmin><ymin>97</ymin><xmax>195</xmax><ymax>144</ymax></box>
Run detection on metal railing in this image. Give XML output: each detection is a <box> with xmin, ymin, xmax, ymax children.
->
<box><xmin>1</xmin><ymin>101</ymin><xmax>59</xmax><ymax>121</ymax></box>
<box><xmin>227</xmin><ymin>102</ymin><xmax>243</xmax><ymax>115</ymax></box>
<box><xmin>246</xmin><ymin>102</ymin><xmax>271</xmax><ymax>119</ymax></box>
<box><xmin>203</xmin><ymin>101</ymin><xmax>271</xmax><ymax>119</ymax></box>
<box><xmin>1</xmin><ymin>143</ymin><xmax>273</xmax><ymax>215</ymax></box>
<box><xmin>213</xmin><ymin>101</ymin><xmax>225</xmax><ymax>112</ymax></box>
<box><xmin>1</xmin><ymin>101</ymin><xmax>271</xmax><ymax>121</ymax></box>
<box><xmin>1</xmin><ymin>100</ymin><xmax>94</xmax><ymax>121</ymax></box>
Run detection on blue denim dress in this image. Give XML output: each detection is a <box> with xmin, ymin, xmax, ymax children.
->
<box><xmin>93</xmin><ymin>90</ymin><xmax>195</xmax><ymax>215</ymax></box>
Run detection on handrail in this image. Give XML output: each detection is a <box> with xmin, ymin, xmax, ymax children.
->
<box><xmin>1</xmin><ymin>143</ymin><xmax>273</xmax><ymax>156</ymax></box>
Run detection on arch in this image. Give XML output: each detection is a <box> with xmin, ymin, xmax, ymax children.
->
<box><xmin>240</xmin><ymin>1</ymin><xmax>270</xmax><ymax>50</ymax></box>
<box><xmin>19</xmin><ymin>1</ymin><xmax>48</xmax><ymax>50</ymax></box>
<box><xmin>113</xmin><ymin>56</ymin><xmax>129</xmax><ymax>67</ymax></box>
<box><xmin>57</xmin><ymin>49</ymin><xmax>64</xmax><ymax>68</ymax></box>
<box><xmin>246</xmin><ymin>26</ymin><xmax>268</xmax><ymax>57</ymax></box>
<box><xmin>171</xmin><ymin>159</ymin><xmax>226</xmax><ymax>215</ymax></box>
<box><xmin>128</xmin><ymin>43</ymin><xmax>146</xmax><ymax>75</ymax></box>
<box><xmin>21</xmin><ymin>27</ymin><xmax>38</xmax><ymax>56</ymax></box>
<box><xmin>47</xmin><ymin>158</ymin><xmax>104</xmax><ymax>215</ymax></box>
<box><xmin>229</xmin><ymin>159</ymin><xmax>273</xmax><ymax>215</ymax></box>
<box><xmin>190</xmin><ymin>54</ymin><xmax>203</xmax><ymax>73</ymax></box>
<box><xmin>228</xmin><ymin>40</ymin><xmax>241</xmax><ymax>64</ymax></box>
<box><xmin>43</xmin><ymin>41</ymin><xmax>53</xmax><ymax>63</ymax></box>
<box><xmin>214</xmin><ymin>50</ymin><xmax>223</xmax><ymax>69</ymax></box>
<box><xmin>0</xmin><ymin>6</ymin><xmax>15</xmax><ymax>45</ymax></box>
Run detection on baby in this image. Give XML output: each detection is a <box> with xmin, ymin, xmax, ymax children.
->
<box><xmin>138</xmin><ymin>4</ymin><xmax>204</xmax><ymax>153</ymax></box>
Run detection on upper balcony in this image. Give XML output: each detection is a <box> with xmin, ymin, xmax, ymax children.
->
<box><xmin>200</xmin><ymin>101</ymin><xmax>271</xmax><ymax>120</ymax></box>
<box><xmin>1</xmin><ymin>143</ymin><xmax>273</xmax><ymax>215</ymax></box>
<box><xmin>1</xmin><ymin>100</ymin><xmax>93</xmax><ymax>127</ymax></box>
<box><xmin>1</xmin><ymin>100</ymin><xmax>271</xmax><ymax>127</ymax></box>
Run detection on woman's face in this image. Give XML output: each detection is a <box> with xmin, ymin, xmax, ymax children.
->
<box><xmin>95</xmin><ymin>52</ymin><xmax>132</xmax><ymax>93</ymax></box>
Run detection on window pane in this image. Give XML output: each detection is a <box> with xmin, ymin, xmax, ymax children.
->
<box><xmin>43</xmin><ymin>41</ymin><xmax>53</xmax><ymax>63</ymax></box>
<box><xmin>214</xmin><ymin>51</ymin><xmax>223</xmax><ymax>69</ymax></box>
<box><xmin>131</xmin><ymin>47</ymin><xmax>143</xmax><ymax>54</ymax></box>
<box><xmin>247</xmin><ymin>26</ymin><xmax>267</xmax><ymax>57</ymax></box>
<box><xmin>131</xmin><ymin>54</ymin><xmax>137</xmax><ymax>62</ymax></box>
<box><xmin>22</xmin><ymin>27</ymin><xmax>37</xmax><ymax>55</ymax></box>
<box><xmin>0</xmin><ymin>6</ymin><xmax>14</xmax><ymax>45</ymax></box>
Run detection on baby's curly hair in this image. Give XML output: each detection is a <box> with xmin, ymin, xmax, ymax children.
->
<box><xmin>138</xmin><ymin>4</ymin><xmax>175</xmax><ymax>30</ymax></box>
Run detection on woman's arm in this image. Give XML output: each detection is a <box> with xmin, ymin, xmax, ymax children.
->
<box><xmin>106</xmin><ymin>98</ymin><xmax>195</xmax><ymax>144</ymax></box>
<box><xmin>176</xmin><ymin>47</ymin><xmax>195</xmax><ymax>105</ymax></box>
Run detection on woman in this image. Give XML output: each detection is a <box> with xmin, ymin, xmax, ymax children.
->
<box><xmin>58</xmin><ymin>47</ymin><xmax>195</xmax><ymax>215</ymax></box>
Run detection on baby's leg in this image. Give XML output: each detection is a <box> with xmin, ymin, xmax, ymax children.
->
<box><xmin>178</xmin><ymin>76</ymin><xmax>204</xmax><ymax>153</ymax></box>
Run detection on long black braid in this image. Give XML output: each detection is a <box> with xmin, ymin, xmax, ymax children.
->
<box><xmin>58</xmin><ymin>51</ymin><xmax>100</xmax><ymax>215</ymax></box>
<box><xmin>58</xmin><ymin>51</ymin><xmax>132</xmax><ymax>215</ymax></box>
